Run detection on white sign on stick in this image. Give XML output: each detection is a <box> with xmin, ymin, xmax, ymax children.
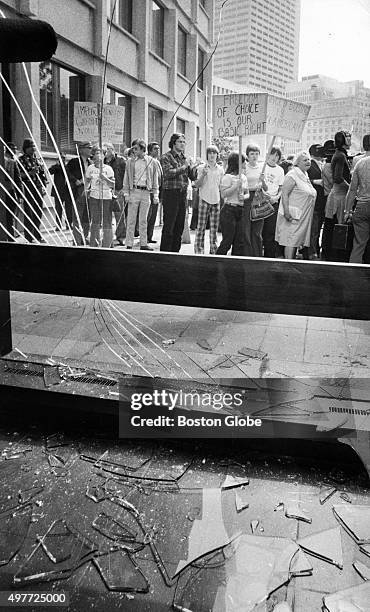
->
<box><xmin>266</xmin><ymin>95</ymin><xmax>311</xmax><ymax>141</ymax></box>
<box><xmin>213</xmin><ymin>93</ymin><xmax>310</xmax><ymax>141</ymax></box>
<box><xmin>213</xmin><ymin>93</ymin><xmax>268</xmax><ymax>139</ymax></box>
<box><xmin>73</xmin><ymin>102</ymin><xmax>125</xmax><ymax>144</ymax></box>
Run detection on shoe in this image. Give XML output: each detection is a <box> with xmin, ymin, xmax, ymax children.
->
<box><xmin>148</xmin><ymin>240</ymin><xmax>157</xmax><ymax>244</ymax></box>
<box><xmin>140</xmin><ymin>245</ymin><xmax>153</xmax><ymax>251</ymax></box>
<box><xmin>126</xmin><ymin>246</ymin><xmax>132</xmax><ymax>249</ymax></box>
<box><xmin>116</xmin><ymin>239</ymin><xmax>125</xmax><ymax>246</ymax></box>
<box><xmin>55</xmin><ymin>227</ymin><xmax>61</xmax><ymax>232</ymax></box>
<box><xmin>39</xmin><ymin>238</ymin><xmax>47</xmax><ymax>244</ymax></box>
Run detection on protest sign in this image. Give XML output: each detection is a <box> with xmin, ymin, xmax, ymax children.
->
<box><xmin>213</xmin><ymin>93</ymin><xmax>310</xmax><ymax>141</ymax></box>
<box><xmin>73</xmin><ymin>102</ymin><xmax>125</xmax><ymax>143</ymax></box>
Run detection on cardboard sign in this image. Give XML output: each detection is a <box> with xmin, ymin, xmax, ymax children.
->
<box><xmin>73</xmin><ymin>102</ymin><xmax>125</xmax><ymax>144</ymax></box>
<box><xmin>213</xmin><ymin>93</ymin><xmax>310</xmax><ymax>141</ymax></box>
<box><xmin>266</xmin><ymin>95</ymin><xmax>311</xmax><ymax>141</ymax></box>
<box><xmin>213</xmin><ymin>93</ymin><xmax>267</xmax><ymax>139</ymax></box>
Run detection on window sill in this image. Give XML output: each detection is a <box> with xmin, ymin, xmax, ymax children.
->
<box><xmin>199</xmin><ymin>3</ymin><xmax>210</xmax><ymax>20</ymax></box>
<box><xmin>149</xmin><ymin>50</ymin><xmax>170</xmax><ymax>69</ymax></box>
<box><xmin>77</xmin><ymin>0</ymin><xmax>95</xmax><ymax>10</ymax></box>
<box><xmin>177</xmin><ymin>72</ymin><xmax>192</xmax><ymax>86</ymax></box>
<box><xmin>109</xmin><ymin>21</ymin><xmax>140</xmax><ymax>45</ymax></box>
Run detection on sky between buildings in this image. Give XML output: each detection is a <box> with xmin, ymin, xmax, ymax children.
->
<box><xmin>299</xmin><ymin>0</ymin><xmax>370</xmax><ymax>87</ymax></box>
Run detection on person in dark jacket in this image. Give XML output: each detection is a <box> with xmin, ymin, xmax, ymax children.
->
<box><xmin>65</xmin><ymin>141</ymin><xmax>92</xmax><ymax>245</ymax></box>
<box><xmin>18</xmin><ymin>139</ymin><xmax>48</xmax><ymax>243</ymax></box>
<box><xmin>49</xmin><ymin>153</ymin><xmax>68</xmax><ymax>231</ymax></box>
<box><xmin>103</xmin><ymin>143</ymin><xmax>126</xmax><ymax>245</ymax></box>
<box><xmin>304</xmin><ymin>143</ymin><xmax>325</xmax><ymax>258</ymax></box>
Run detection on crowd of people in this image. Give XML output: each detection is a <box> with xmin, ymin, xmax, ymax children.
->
<box><xmin>1</xmin><ymin>130</ymin><xmax>370</xmax><ymax>264</ymax></box>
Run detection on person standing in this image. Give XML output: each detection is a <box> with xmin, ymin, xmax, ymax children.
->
<box><xmin>194</xmin><ymin>145</ymin><xmax>224</xmax><ymax>254</ymax></box>
<box><xmin>85</xmin><ymin>145</ymin><xmax>115</xmax><ymax>248</ymax></box>
<box><xmin>306</xmin><ymin>143</ymin><xmax>325</xmax><ymax>258</ymax></box>
<box><xmin>2</xmin><ymin>143</ymin><xmax>23</xmax><ymax>240</ymax></box>
<box><xmin>18</xmin><ymin>139</ymin><xmax>48</xmax><ymax>243</ymax></box>
<box><xmin>147</xmin><ymin>142</ymin><xmax>163</xmax><ymax>244</ymax></box>
<box><xmin>103</xmin><ymin>143</ymin><xmax>126</xmax><ymax>245</ymax></box>
<box><xmin>160</xmin><ymin>133</ymin><xmax>192</xmax><ymax>252</ymax></box>
<box><xmin>123</xmin><ymin>139</ymin><xmax>159</xmax><ymax>250</ymax></box>
<box><xmin>243</xmin><ymin>144</ymin><xmax>268</xmax><ymax>257</ymax></box>
<box><xmin>49</xmin><ymin>153</ymin><xmax>68</xmax><ymax>231</ymax></box>
<box><xmin>66</xmin><ymin>141</ymin><xmax>92</xmax><ymax>245</ymax></box>
<box><xmin>262</xmin><ymin>146</ymin><xmax>284</xmax><ymax>258</ymax></box>
<box><xmin>345</xmin><ymin>134</ymin><xmax>370</xmax><ymax>263</ymax></box>
<box><xmin>216</xmin><ymin>153</ymin><xmax>249</xmax><ymax>255</ymax></box>
<box><xmin>275</xmin><ymin>151</ymin><xmax>317</xmax><ymax>259</ymax></box>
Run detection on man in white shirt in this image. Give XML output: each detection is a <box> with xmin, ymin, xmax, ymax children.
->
<box><xmin>262</xmin><ymin>146</ymin><xmax>284</xmax><ymax>257</ymax></box>
<box><xmin>122</xmin><ymin>139</ymin><xmax>159</xmax><ymax>250</ymax></box>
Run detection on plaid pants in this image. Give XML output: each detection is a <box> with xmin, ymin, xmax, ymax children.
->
<box><xmin>194</xmin><ymin>199</ymin><xmax>220</xmax><ymax>254</ymax></box>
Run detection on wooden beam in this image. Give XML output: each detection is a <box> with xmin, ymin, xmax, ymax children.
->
<box><xmin>0</xmin><ymin>242</ymin><xmax>369</xmax><ymax>320</ymax></box>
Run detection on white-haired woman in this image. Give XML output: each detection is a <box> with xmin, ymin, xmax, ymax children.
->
<box><xmin>275</xmin><ymin>151</ymin><xmax>317</xmax><ymax>259</ymax></box>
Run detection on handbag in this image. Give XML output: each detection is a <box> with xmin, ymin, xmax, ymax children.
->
<box><xmin>110</xmin><ymin>194</ymin><xmax>121</xmax><ymax>213</ymax></box>
<box><xmin>332</xmin><ymin>220</ymin><xmax>354</xmax><ymax>251</ymax></box>
<box><xmin>250</xmin><ymin>188</ymin><xmax>275</xmax><ymax>222</ymax></box>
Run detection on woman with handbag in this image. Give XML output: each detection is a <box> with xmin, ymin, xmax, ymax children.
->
<box><xmin>243</xmin><ymin>144</ymin><xmax>268</xmax><ymax>257</ymax></box>
<box><xmin>275</xmin><ymin>151</ymin><xmax>317</xmax><ymax>259</ymax></box>
<box><xmin>216</xmin><ymin>153</ymin><xmax>249</xmax><ymax>255</ymax></box>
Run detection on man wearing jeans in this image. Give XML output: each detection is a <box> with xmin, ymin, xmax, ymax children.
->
<box><xmin>160</xmin><ymin>133</ymin><xmax>192</xmax><ymax>252</ymax></box>
<box><xmin>122</xmin><ymin>139</ymin><xmax>159</xmax><ymax>250</ymax></box>
<box><xmin>346</xmin><ymin>134</ymin><xmax>370</xmax><ymax>263</ymax></box>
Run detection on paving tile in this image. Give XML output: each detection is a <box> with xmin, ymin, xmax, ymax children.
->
<box><xmin>303</xmin><ymin>330</ymin><xmax>351</xmax><ymax>366</ymax></box>
<box><xmin>307</xmin><ymin>317</ymin><xmax>345</xmax><ymax>332</ymax></box>
<box><xmin>261</xmin><ymin>327</ymin><xmax>306</xmax><ymax>363</ymax></box>
<box><xmin>213</xmin><ymin>322</ymin><xmax>267</xmax><ymax>355</ymax></box>
<box><xmin>270</xmin><ymin>314</ymin><xmax>308</xmax><ymax>329</ymax></box>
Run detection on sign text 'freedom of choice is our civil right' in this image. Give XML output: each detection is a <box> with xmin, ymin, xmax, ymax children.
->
<box><xmin>213</xmin><ymin>93</ymin><xmax>311</xmax><ymax>141</ymax></box>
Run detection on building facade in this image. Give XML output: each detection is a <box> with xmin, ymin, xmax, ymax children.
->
<box><xmin>213</xmin><ymin>0</ymin><xmax>300</xmax><ymax>95</ymax></box>
<box><xmin>0</xmin><ymin>0</ymin><xmax>215</xmax><ymax>161</ymax></box>
<box><xmin>284</xmin><ymin>75</ymin><xmax>370</xmax><ymax>155</ymax></box>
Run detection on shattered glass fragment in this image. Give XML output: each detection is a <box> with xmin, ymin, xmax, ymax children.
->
<box><xmin>197</xmin><ymin>339</ymin><xmax>212</xmax><ymax>351</ymax></box>
<box><xmin>93</xmin><ymin>550</ymin><xmax>149</xmax><ymax>593</ymax></box>
<box><xmin>92</xmin><ymin>512</ymin><xmax>138</xmax><ymax>545</ymax></box>
<box><xmin>238</xmin><ymin>347</ymin><xmax>267</xmax><ymax>360</ymax></box>
<box><xmin>174</xmin><ymin>534</ymin><xmax>299</xmax><ymax>612</ymax></box>
<box><xmin>333</xmin><ymin>504</ymin><xmax>370</xmax><ymax>544</ymax></box>
<box><xmin>18</xmin><ymin>486</ymin><xmax>44</xmax><ymax>505</ymax></box>
<box><xmin>339</xmin><ymin>492</ymin><xmax>352</xmax><ymax>503</ymax></box>
<box><xmin>43</xmin><ymin>366</ymin><xmax>61</xmax><ymax>387</ymax></box>
<box><xmin>323</xmin><ymin>582</ymin><xmax>370</xmax><ymax>611</ymax></box>
<box><xmin>47</xmin><ymin>454</ymin><xmax>64</xmax><ymax>469</ymax></box>
<box><xmin>285</xmin><ymin>502</ymin><xmax>312</xmax><ymax>524</ymax></box>
<box><xmin>235</xmin><ymin>488</ymin><xmax>249</xmax><ymax>513</ymax></box>
<box><xmin>297</xmin><ymin>526</ymin><xmax>343</xmax><ymax>569</ymax></box>
<box><xmin>319</xmin><ymin>485</ymin><xmax>337</xmax><ymax>505</ymax></box>
<box><xmin>251</xmin><ymin>520</ymin><xmax>259</xmax><ymax>534</ymax></box>
<box><xmin>221</xmin><ymin>475</ymin><xmax>249</xmax><ymax>490</ymax></box>
<box><xmin>162</xmin><ymin>339</ymin><xmax>175</xmax><ymax>346</ymax></box>
<box><xmin>359</xmin><ymin>544</ymin><xmax>370</xmax><ymax>559</ymax></box>
<box><xmin>353</xmin><ymin>559</ymin><xmax>370</xmax><ymax>581</ymax></box>
<box><xmin>0</xmin><ymin>504</ymin><xmax>32</xmax><ymax>566</ymax></box>
<box><xmin>174</xmin><ymin>488</ymin><xmax>239</xmax><ymax>578</ymax></box>
<box><xmin>289</xmin><ymin>549</ymin><xmax>313</xmax><ymax>577</ymax></box>
<box><xmin>86</xmin><ymin>481</ymin><xmax>107</xmax><ymax>503</ymax></box>
<box><xmin>14</xmin><ymin>519</ymin><xmax>97</xmax><ymax>584</ymax></box>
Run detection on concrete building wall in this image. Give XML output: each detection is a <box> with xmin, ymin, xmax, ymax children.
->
<box><xmin>0</xmin><ymin>0</ymin><xmax>215</xmax><ymax>160</ymax></box>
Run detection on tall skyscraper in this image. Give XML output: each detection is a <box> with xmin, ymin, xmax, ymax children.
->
<box><xmin>214</xmin><ymin>0</ymin><xmax>301</xmax><ymax>94</ymax></box>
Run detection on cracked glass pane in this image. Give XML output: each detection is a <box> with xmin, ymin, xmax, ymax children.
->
<box><xmin>93</xmin><ymin>550</ymin><xmax>149</xmax><ymax>593</ymax></box>
<box><xmin>0</xmin><ymin>504</ymin><xmax>33</xmax><ymax>566</ymax></box>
